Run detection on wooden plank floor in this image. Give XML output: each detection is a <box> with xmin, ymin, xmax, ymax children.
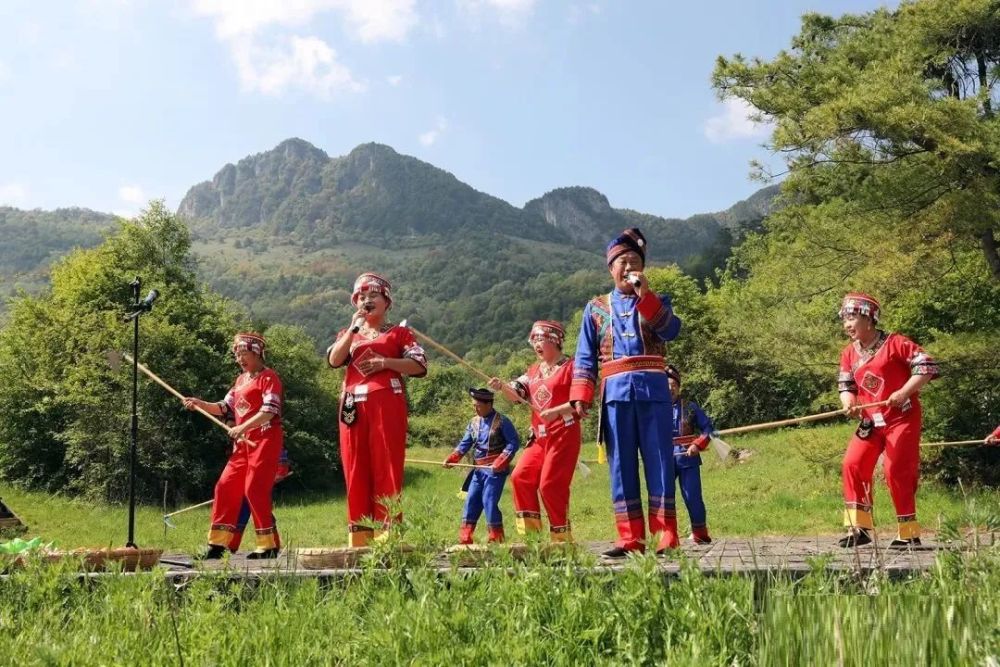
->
<box><xmin>153</xmin><ymin>535</ymin><xmax>990</xmax><ymax>581</ymax></box>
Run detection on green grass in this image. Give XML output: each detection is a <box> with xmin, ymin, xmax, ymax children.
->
<box><xmin>1</xmin><ymin>549</ymin><xmax>999</xmax><ymax>665</ymax></box>
<box><xmin>2</xmin><ymin>423</ymin><xmax>995</xmax><ymax>553</ymax></box>
<box><xmin>2</xmin><ymin>423</ymin><xmax>1000</xmax><ymax>665</ymax></box>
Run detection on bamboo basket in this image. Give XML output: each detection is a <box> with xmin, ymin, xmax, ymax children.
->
<box><xmin>23</xmin><ymin>547</ymin><xmax>162</xmax><ymax>571</ymax></box>
<box><xmin>296</xmin><ymin>547</ymin><xmax>370</xmax><ymax>569</ymax></box>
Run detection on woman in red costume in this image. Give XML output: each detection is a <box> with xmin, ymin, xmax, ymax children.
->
<box><xmin>490</xmin><ymin>320</ymin><xmax>581</xmax><ymax>543</ymax></box>
<box><xmin>837</xmin><ymin>292</ymin><xmax>939</xmax><ymax>548</ymax></box>
<box><xmin>184</xmin><ymin>332</ymin><xmax>284</xmax><ymax>560</ymax></box>
<box><xmin>327</xmin><ymin>273</ymin><xmax>427</xmax><ymax>547</ymax></box>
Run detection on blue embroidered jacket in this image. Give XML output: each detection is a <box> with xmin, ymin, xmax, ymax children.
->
<box><xmin>454</xmin><ymin>410</ymin><xmax>520</xmax><ymax>463</ymax></box>
<box><xmin>570</xmin><ymin>288</ymin><xmax>681</xmax><ymax>404</ymax></box>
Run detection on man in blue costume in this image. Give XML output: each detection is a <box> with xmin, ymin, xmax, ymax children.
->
<box><xmin>666</xmin><ymin>364</ymin><xmax>714</xmax><ymax>545</ymax></box>
<box><xmin>569</xmin><ymin>228</ymin><xmax>682</xmax><ymax>557</ymax></box>
<box><xmin>444</xmin><ymin>388</ymin><xmax>521</xmax><ymax>544</ymax></box>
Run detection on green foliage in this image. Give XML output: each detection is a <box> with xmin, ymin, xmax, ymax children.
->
<box><xmin>0</xmin><ymin>203</ymin><xmax>341</xmax><ymax>502</ymax></box>
<box><xmin>0</xmin><ymin>207</ymin><xmax>113</xmax><ymax>315</ymax></box>
<box><xmin>257</xmin><ymin>324</ymin><xmax>342</xmax><ymax>489</ymax></box>
<box><xmin>707</xmin><ymin>0</ymin><xmax>1000</xmax><ymax>449</ymax></box>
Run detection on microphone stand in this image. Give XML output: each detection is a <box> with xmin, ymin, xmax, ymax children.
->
<box><xmin>124</xmin><ymin>277</ymin><xmax>154</xmax><ymax>548</ymax></box>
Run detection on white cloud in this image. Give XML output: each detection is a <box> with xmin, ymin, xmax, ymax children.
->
<box><xmin>0</xmin><ymin>183</ymin><xmax>29</xmax><ymax>207</ymax></box>
<box><xmin>458</xmin><ymin>0</ymin><xmax>536</xmax><ymax>26</ymax></box>
<box><xmin>231</xmin><ymin>34</ymin><xmax>364</xmax><ymax>97</ymax></box>
<box><xmin>187</xmin><ymin>0</ymin><xmax>415</xmax><ymax>99</ymax></box>
<box><xmin>704</xmin><ymin>98</ymin><xmax>772</xmax><ymax>144</ymax></box>
<box><xmin>386</xmin><ymin>74</ymin><xmax>403</xmax><ymax>86</ymax></box>
<box><xmin>118</xmin><ymin>185</ymin><xmax>145</xmax><ymax>204</ymax></box>
<box><xmin>418</xmin><ymin>116</ymin><xmax>448</xmax><ymax>146</ymax></box>
<box><xmin>188</xmin><ymin>0</ymin><xmax>417</xmax><ymax>43</ymax></box>
<box><xmin>113</xmin><ymin>185</ymin><xmax>147</xmax><ymax>217</ymax></box>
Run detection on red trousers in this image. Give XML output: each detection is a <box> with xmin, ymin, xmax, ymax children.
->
<box><xmin>511</xmin><ymin>426</ymin><xmax>581</xmax><ymax>541</ymax></box>
<box><xmin>208</xmin><ymin>430</ymin><xmax>282</xmax><ymax>551</ymax></box>
<box><xmin>842</xmin><ymin>415</ymin><xmax>921</xmax><ymax>538</ymax></box>
<box><xmin>339</xmin><ymin>390</ymin><xmax>408</xmax><ymax>547</ymax></box>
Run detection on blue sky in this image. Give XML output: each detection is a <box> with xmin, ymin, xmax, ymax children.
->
<box><xmin>0</xmin><ymin>0</ymin><xmax>896</xmax><ymax>219</ymax></box>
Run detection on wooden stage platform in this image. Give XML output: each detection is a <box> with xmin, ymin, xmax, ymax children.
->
<box><xmin>152</xmin><ymin>535</ymin><xmax>984</xmax><ymax>582</ymax></box>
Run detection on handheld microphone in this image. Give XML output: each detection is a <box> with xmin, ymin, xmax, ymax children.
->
<box><xmin>351</xmin><ymin>303</ymin><xmax>375</xmax><ymax>333</ymax></box>
<box><xmin>627</xmin><ymin>273</ymin><xmax>642</xmax><ymax>288</ymax></box>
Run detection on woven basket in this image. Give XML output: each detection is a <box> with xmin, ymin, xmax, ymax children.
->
<box><xmin>36</xmin><ymin>547</ymin><xmax>162</xmax><ymax>572</ymax></box>
<box><xmin>296</xmin><ymin>547</ymin><xmax>370</xmax><ymax>569</ymax></box>
<box><xmin>104</xmin><ymin>547</ymin><xmax>163</xmax><ymax>571</ymax></box>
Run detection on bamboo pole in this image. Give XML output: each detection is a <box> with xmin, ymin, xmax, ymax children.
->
<box><xmin>405</xmin><ymin>457</ymin><xmax>491</xmax><ymax>470</ymax></box>
<box><xmin>920</xmin><ymin>439</ymin><xmax>991</xmax><ymax>448</ymax></box>
<box><xmin>407</xmin><ymin>322</ymin><xmax>581</xmax><ymax>423</ymax></box>
<box><xmin>406</xmin><ymin>324</ymin><xmax>492</xmax><ymax>384</ymax></box>
<box><xmin>163</xmin><ymin>498</ymin><xmax>214</xmax><ymax>520</ymax></box>
<box><xmin>163</xmin><ymin>472</ymin><xmax>294</xmax><ymax>526</ymax></box>
<box><xmin>120</xmin><ymin>352</ymin><xmax>260</xmax><ymax>448</ymax></box>
<box><xmin>715</xmin><ymin>401</ymin><xmax>889</xmax><ymax>437</ymax></box>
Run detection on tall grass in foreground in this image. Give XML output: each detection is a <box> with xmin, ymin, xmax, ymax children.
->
<box><xmin>1</xmin><ymin>549</ymin><xmax>999</xmax><ymax>665</ymax></box>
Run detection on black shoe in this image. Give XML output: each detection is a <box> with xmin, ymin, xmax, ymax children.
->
<box><xmin>601</xmin><ymin>546</ymin><xmax>630</xmax><ymax>559</ymax></box>
<box><xmin>888</xmin><ymin>537</ymin><xmax>922</xmax><ymax>549</ymax></box>
<box><xmin>246</xmin><ymin>548</ymin><xmax>280</xmax><ymax>560</ymax></box>
<box><xmin>196</xmin><ymin>545</ymin><xmax>227</xmax><ymax>560</ymax></box>
<box><xmin>838</xmin><ymin>529</ymin><xmax>873</xmax><ymax>548</ymax></box>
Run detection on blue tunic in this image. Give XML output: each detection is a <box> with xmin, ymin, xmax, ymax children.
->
<box><xmin>672</xmin><ymin>399</ymin><xmax>714</xmax><ymax>469</ymax></box>
<box><xmin>453</xmin><ymin>410</ymin><xmax>520</xmax><ymax>530</ymax></box>
<box><xmin>571</xmin><ymin>288</ymin><xmax>682</xmax><ymax>549</ymax></box>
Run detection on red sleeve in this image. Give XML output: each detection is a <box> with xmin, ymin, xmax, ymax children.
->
<box><xmin>837</xmin><ymin>346</ymin><xmax>857</xmax><ymax>393</ymax></box>
<box><xmin>892</xmin><ymin>334</ymin><xmax>940</xmax><ymax>379</ymax></box>
<box><xmin>991</xmin><ymin>425</ymin><xmax>1000</xmax><ymax>440</ymax></box>
<box><xmin>396</xmin><ymin>326</ymin><xmax>428</xmax><ymax>377</ymax></box>
<box><xmin>326</xmin><ymin>328</ymin><xmax>351</xmax><ymax>368</ymax></box>
<box><xmin>260</xmin><ymin>370</ymin><xmax>283</xmax><ymax>415</ymax></box>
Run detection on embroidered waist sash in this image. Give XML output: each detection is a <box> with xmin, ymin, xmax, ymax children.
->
<box><xmin>600</xmin><ymin>355</ymin><xmax>666</xmax><ymax>380</ymax></box>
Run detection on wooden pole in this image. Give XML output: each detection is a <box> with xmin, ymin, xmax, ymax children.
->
<box><xmin>407</xmin><ymin>324</ymin><xmax>539</xmax><ymax>412</ymax></box>
<box><xmin>920</xmin><ymin>439</ymin><xmax>990</xmax><ymax>448</ymax></box>
<box><xmin>163</xmin><ymin>498</ymin><xmax>213</xmax><ymax>520</ymax></box>
<box><xmin>406</xmin><ymin>326</ymin><xmax>492</xmax><ymax>383</ymax></box>
<box><xmin>715</xmin><ymin>401</ymin><xmax>889</xmax><ymax>437</ymax></box>
<box><xmin>121</xmin><ymin>352</ymin><xmax>260</xmax><ymax>448</ymax></box>
<box><xmin>405</xmin><ymin>457</ymin><xmax>491</xmax><ymax>470</ymax></box>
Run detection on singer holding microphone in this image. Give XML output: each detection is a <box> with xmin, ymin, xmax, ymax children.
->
<box><xmin>327</xmin><ymin>272</ymin><xmax>428</xmax><ymax>547</ymax></box>
<box><xmin>569</xmin><ymin>228</ymin><xmax>682</xmax><ymax>558</ymax></box>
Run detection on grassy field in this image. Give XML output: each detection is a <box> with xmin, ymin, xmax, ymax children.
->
<box><xmin>2</xmin><ymin>423</ymin><xmax>996</xmax><ymax>552</ymax></box>
<box><xmin>0</xmin><ymin>538</ymin><xmax>998</xmax><ymax>664</ymax></box>
<box><xmin>2</xmin><ymin>423</ymin><xmax>1000</xmax><ymax>665</ymax></box>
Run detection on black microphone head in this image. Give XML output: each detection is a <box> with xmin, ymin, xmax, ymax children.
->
<box><xmin>627</xmin><ymin>273</ymin><xmax>641</xmax><ymax>287</ymax></box>
<box><xmin>142</xmin><ymin>289</ymin><xmax>160</xmax><ymax>307</ymax></box>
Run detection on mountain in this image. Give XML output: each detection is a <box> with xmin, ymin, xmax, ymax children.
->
<box><xmin>179</xmin><ymin>139</ymin><xmax>779</xmax><ymax>265</ymax></box>
<box><xmin>0</xmin><ymin>139</ymin><xmax>779</xmax><ymax>353</ymax></box>
<box><xmin>179</xmin><ymin>139</ymin><xmax>564</xmax><ymax>245</ymax></box>
<box><xmin>525</xmin><ymin>184</ymin><xmax>780</xmax><ymax>265</ymax></box>
<box><xmin>177</xmin><ymin>139</ymin><xmax>781</xmax><ymax>352</ymax></box>
<box><xmin>0</xmin><ymin>207</ymin><xmax>116</xmax><ymax>309</ymax></box>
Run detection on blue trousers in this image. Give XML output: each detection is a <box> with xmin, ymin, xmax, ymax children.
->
<box><xmin>462</xmin><ymin>469</ymin><xmax>508</xmax><ymax>529</ymax></box>
<box><xmin>674</xmin><ymin>461</ymin><xmax>707</xmax><ymax>528</ymax></box>
<box><xmin>604</xmin><ymin>400</ymin><xmax>675</xmax><ymax>549</ymax></box>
